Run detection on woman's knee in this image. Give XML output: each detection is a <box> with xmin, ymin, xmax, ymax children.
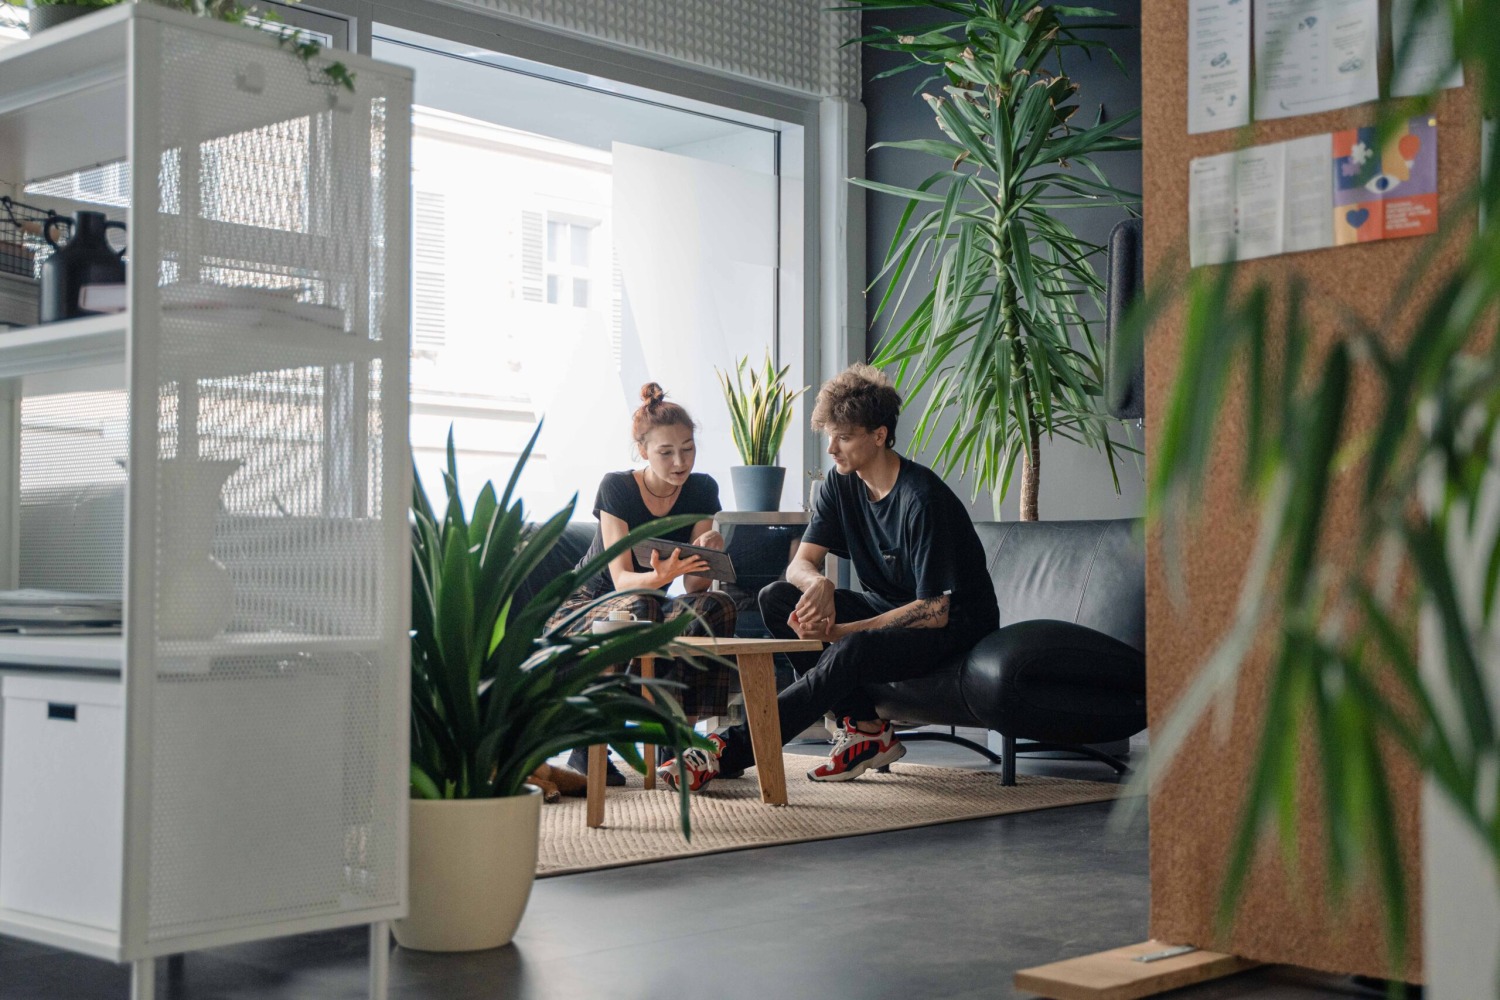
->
<box><xmin>619</xmin><ymin>594</ymin><xmax>665</xmax><ymax>623</ymax></box>
<box><xmin>673</xmin><ymin>590</ymin><xmax>737</xmax><ymax>636</ymax></box>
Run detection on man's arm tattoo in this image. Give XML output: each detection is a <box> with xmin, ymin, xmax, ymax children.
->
<box><xmin>886</xmin><ymin>595</ymin><xmax>950</xmax><ymax>629</ymax></box>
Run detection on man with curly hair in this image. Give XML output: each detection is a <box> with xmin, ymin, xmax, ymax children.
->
<box><xmin>659</xmin><ymin>364</ymin><xmax>999</xmax><ymax>790</ymax></box>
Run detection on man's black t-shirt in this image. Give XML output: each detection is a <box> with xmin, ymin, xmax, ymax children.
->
<box><xmin>574</xmin><ymin>471</ymin><xmax>721</xmax><ymax>597</ymax></box>
<box><xmin>802</xmin><ymin>456</ymin><xmax>998</xmax><ymax>634</ymax></box>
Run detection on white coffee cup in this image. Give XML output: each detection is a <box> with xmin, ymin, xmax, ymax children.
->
<box><xmin>591</xmin><ymin>610</ymin><xmax>642</xmax><ymax>635</ymax></box>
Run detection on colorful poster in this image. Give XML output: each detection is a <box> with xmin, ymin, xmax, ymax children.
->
<box><xmin>1332</xmin><ymin>116</ymin><xmax>1438</xmax><ymax>245</ymax></box>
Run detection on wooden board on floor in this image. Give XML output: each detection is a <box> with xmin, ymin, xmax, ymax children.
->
<box><xmin>1014</xmin><ymin>941</ymin><xmax>1258</xmax><ymax>1000</ymax></box>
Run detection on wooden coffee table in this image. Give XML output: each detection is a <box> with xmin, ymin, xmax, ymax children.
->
<box><xmin>586</xmin><ymin>635</ymin><xmax>824</xmax><ymax>827</ymax></box>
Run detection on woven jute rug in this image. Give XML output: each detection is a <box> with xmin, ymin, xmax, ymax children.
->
<box><xmin>537</xmin><ymin>752</ymin><xmax>1122</xmax><ymax>877</ymax></box>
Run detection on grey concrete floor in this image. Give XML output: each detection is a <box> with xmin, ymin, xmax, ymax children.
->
<box><xmin>0</xmin><ymin>731</ymin><xmax>1391</xmax><ymax>999</ymax></box>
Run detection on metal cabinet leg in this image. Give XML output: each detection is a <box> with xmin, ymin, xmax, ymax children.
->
<box><xmin>369</xmin><ymin>921</ymin><xmax>390</xmax><ymax>1000</ymax></box>
<box><xmin>1001</xmin><ymin>733</ymin><xmax>1016</xmax><ymax>786</ymax></box>
<box><xmin>131</xmin><ymin>958</ymin><xmax>155</xmax><ymax>1000</ymax></box>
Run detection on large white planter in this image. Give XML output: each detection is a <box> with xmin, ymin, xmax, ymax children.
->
<box><xmin>393</xmin><ymin>787</ymin><xmax>542</xmax><ymax>952</ymax></box>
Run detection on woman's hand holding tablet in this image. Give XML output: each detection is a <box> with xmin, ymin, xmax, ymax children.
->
<box><xmin>632</xmin><ymin>538</ymin><xmax>737</xmax><ymax>584</ymax></box>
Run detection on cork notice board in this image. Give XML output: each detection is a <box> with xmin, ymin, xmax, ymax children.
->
<box><xmin>1142</xmin><ymin>3</ymin><xmax>1479</xmax><ymax>982</ymax></box>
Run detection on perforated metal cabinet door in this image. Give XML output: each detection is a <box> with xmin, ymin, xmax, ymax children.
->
<box><xmin>127</xmin><ymin>12</ymin><xmax>411</xmax><ymax>947</ymax></box>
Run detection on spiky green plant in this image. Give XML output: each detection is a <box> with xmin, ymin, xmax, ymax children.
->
<box><xmin>846</xmin><ymin>0</ymin><xmax>1141</xmax><ymax>520</ymax></box>
<box><xmin>716</xmin><ymin>352</ymin><xmax>808</xmax><ymax>467</ymax></box>
<box><xmin>410</xmin><ymin>424</ymin><xmax>713</xmax><ymax>836</ymax></box>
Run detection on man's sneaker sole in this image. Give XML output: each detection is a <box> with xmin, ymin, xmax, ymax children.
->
<box><xmin>806</xmin><ymin>739</ymin><xmax>907</xmax><ymax>782</ymax></box>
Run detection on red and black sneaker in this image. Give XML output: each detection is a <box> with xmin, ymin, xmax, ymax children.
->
<box><xmin>657</xmin><ymin>733</ymin><xmax>728</xmax><ymax>792</ymax></box>
<box><xmin>807</xmin><ymin>718</ymin><xmax>906</xmax><ymax>781</ymax></box>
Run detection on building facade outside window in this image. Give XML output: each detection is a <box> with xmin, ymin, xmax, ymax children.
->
<box><xmin>545</xmin><ymin>217</ymin><xmax>594</xmax><ymax>309</ymax></box>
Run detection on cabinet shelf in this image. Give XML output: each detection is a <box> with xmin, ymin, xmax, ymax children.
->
<box><xmin>0</xmin><ymin>631</ymin><xmax>388</xmax><ymax>673</ymax></box>
<box><xmin>0</xmin><ymin>312</ymin><xmax>383</xmax><ymax>384</ymax></box>
<box><xmin>0</xmin><ymin>635</ymin><xmax>120</xmax><ymax>672</ymax></box>
<box><xmin>0</xmin><ymin>906</ymin><xmax>122</xmax><ymax>961</ymax></box>
<box><xmin>0</xmin><ymin>4</ymin><xmax>367</xmax><ymax>186</ymax></box>
<box><xmin>0</xmin><ymin>7</ymin><xmax>129</xmax><ymax>186</ymax></box>
<box><xmin>0</xmin><ymin>314</ymin><xmax>125</xmax><ymax>381</ymax></box>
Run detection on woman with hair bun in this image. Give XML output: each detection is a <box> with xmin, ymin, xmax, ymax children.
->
<box><xmin>548</xmin><ymin>382</ymin><xmax>738</xmax><ymax>785</ymax></box>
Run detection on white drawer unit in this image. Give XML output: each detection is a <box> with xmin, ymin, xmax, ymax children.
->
<box><xmin>0</xmin><ymin>675</ymin><xmax>123</xmax><ymax>930</ymax></box>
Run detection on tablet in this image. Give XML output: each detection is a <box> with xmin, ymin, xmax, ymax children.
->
<box><xmin>631</xmin><ymin>538</ymin><xmax>737</xmax><ymax>584</ymax></box>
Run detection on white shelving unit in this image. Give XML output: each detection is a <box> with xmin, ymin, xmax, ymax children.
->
<box><xmin>0</xmin><ymin>8</ymin><xmax>412</xmax><ymax>998</ymax></box>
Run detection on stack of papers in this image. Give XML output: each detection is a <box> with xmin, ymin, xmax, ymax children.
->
<box><xmin>160</xmin><ymin>283</ymin><xmax>347</xmax><ymax>331</ymax></box>
<box><xmin>0</xmin><ymin>589</ymin><xmax>122</xmax><ymax>635</ymax></box>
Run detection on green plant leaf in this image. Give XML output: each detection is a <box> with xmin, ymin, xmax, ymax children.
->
<box><xmin>410</xmin><ymin>764</ymin><xmax>443</xmax><ymax>801</ymax></box>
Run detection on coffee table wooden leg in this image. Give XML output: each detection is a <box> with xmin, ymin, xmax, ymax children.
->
<box><xmin>737</xmin><ymin>653</ymin><xmax>787</xmax><ymax>805</ymax></box>
<box><xmin>586</xmin><ymin>745</ymin><xmax>607</xmax><ymax>828</ymax></box>
<box><xmin>640</xmin><ymin>656</ymin><xmax>655</xmax><ymax>790</ymax></box>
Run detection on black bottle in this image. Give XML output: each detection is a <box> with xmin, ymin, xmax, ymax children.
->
<box><xmin>39</xmin><ymin>211</ymin><xmax>126</xmax><ymax>323</ymax></box>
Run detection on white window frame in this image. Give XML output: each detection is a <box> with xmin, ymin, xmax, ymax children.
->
<box><xmin>273</xmin><ymin>0</ymin><xmax>864</xmax><ymax>504</ymax></box>
<box><xmin>543</xmin><ymin>214</ymin><xmax>596</xmax><ymax>310</ymax></box>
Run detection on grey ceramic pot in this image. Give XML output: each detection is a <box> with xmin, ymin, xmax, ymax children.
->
<box><xmin>26</xmin><ymin>2</ymin><xmax>107</xmax><ymax>33</ymax></box>
<box><xmin>729</xmin><ymin>466</ymin><xmax>785</xmax><ymax>512</ymax></box>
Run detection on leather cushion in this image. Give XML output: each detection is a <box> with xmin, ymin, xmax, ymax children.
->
<box><xmin>869</xmin><ymin>661</ymin><xmax>984</xmax><ymax>730</ymax></box>
<box><xmin>961</xmin><ymin>619</ymin><xmax>1146</xmax><ymax>744</ymax></box>
<box><xmin>973</xmin><ymin>520</ymin><xmax>1145</xmax><ymax>652</ymax></box>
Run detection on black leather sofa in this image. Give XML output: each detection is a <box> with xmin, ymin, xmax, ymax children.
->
<box><xmin>867</xmin><ymin>518</ymin><xmax>1146</xmax><ymax>784</ymax></box>
<box><xmin>523</xmin><ymin>518</ymin><xmax>1147</xmax><ymax>786</ymax></box>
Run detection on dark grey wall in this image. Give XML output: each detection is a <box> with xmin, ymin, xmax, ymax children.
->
<box><xmin>859</xmin><ymin>1</ymin><xmax>1144</xmax><ymax>522</ymax></box>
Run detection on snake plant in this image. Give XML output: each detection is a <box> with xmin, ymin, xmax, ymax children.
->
<box><xmin>717</xmin><ymin>352</ymin><xmax>808</xmax><ymax>467</ymax></box>
<box><xmin>410</xmin><ymin>424</ymin><xmax>711</xmax><ymax>836</ymax></box>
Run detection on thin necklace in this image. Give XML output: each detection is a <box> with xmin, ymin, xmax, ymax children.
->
<box><xmin>641</xmin><ymin>470</ymin><xmax>681</xmax><ymax>500</ymax></box>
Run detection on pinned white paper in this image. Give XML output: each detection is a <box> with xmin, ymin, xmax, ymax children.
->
<box><xmin>1283</xmin><ymin>133</ymin><xmax>1335</xmax><ymax>254</ymax></box>
<box><xmin>1254</xmin><ymin>0</ymin><xmax>1379</xmax><ymax>120</ymax></box>
<box><xmin>1188</xmin><ymin>0</ymin><xmax>1252</xmax><ymax>134</ymax></box>
<box><xmin>1391</xmin><ymin>0</ymin><xmax>1463</xmax><ymax>97</ymax></box>
<box><xmin>1189</xmin><ymin>136</ymin><xmax>1334</xmax><ymax>266</ymax></box>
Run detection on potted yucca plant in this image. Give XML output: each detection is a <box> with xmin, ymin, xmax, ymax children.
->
<box><xmin>848</xmin><ymin>0</ymin><xmax>1141</xmax><ymax>520</ymax></box>
<box><xmin>716</xmin><ymin>351</ymin><xmax>809</xmax><ymax>512</ymax></box>
<box><xmin>401</xmin><ymin>425</ymin><xmax>711</xmax><ymax>952</ymax></box>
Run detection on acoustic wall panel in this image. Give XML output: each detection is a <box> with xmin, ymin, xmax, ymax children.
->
<box><xmin>1142</xmin><ymin>1</ymin><xmax>1479</xmax><ymax>982</ymax></box>
<box><xmin>448</xmin><ymin>0</ymin><xmax>860</xmax><ymax>99</ymax></box>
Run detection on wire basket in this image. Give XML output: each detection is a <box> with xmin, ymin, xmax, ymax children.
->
<box><xmin>0</xmin><ymin>197</ymin><xmax>58</xmax><ymax>279</ymax></box>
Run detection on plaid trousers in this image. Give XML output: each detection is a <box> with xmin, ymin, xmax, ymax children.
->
<box><xmin>545</xmin><ymin>588</ymin><xmax>738</xmax><ymax>718</ymax></box>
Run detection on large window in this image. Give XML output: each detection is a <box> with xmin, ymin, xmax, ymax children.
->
<box><xmin>373</xmin><ymin>29</ymin><xmax>791</xmax><ymax>519</ymax></box>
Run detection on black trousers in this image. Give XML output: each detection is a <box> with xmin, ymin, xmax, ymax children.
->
<box><xmin>715</xmin><ymin>580</ymin><xmax>983</xmax><ymax>773</ymax></box>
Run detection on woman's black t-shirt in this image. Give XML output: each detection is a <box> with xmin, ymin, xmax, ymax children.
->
<box><xmin>574</xmin><ymin>471</ymin><xmax>721</xmax><ymax>597</ymax></box>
